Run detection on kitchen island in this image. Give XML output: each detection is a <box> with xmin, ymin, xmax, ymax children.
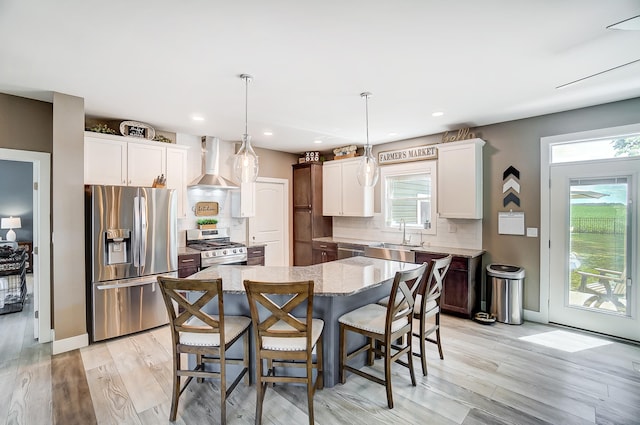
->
<box><xmin>189</xmin><ymin>256</ymin><xmax>421</xmax><ymax>387</ymax></box>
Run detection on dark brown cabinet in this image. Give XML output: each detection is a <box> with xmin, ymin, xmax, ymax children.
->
<box><xmin>415</xmin><ymin>252</ymin><xmax>482</xmax><ymax>318</ymax></box>
<box><xmin>312</xmin><ymin>241</ymin><xmax>337</xmax><ymax>264</ymax></box>
<box><xmin>292</xmin><ymin>163</ymin><xmax>332</xmax><ymax>265</ymax></box>
<box><xmin>247</xmin><ymin>245</ymin><xmax>265</xmax><ymax>266</ymax></box>
<box><xmin>178</xmin><ymin>253</ymin><xmax>200</xmax><ymax>278</ymax></box>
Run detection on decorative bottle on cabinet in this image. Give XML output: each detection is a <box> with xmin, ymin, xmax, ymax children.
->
<box><xmin>292</xmin><ymin>163</ymin><xmax>332</xmax><ymax>265</ymax></box>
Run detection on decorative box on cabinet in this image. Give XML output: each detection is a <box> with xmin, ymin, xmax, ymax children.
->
<box><xmin>16</xmin><ymin>241</ymin><xmax>33</xmax><ymax>273</ymax></box>
<box><xmin>292</xmin><ymin>163</ymin><xmax>332</xmax><ymax>266</ymax></box>
<box><xmin>437</xmin><ymin>138</ymin><xmax>485</xmax><ymax>219</ymax></box>
<box><xmin>322</xmin><ymin>157</ymin><xmax>373</xmax><ymax>217</ymax></box>
<box><xmin>178</xmin><ymin>253</ymin><xmax>200</xmax><ymax>278</ymax></box>
<box><xmin>415</xmin><ymin>251</ymin><xmax>482</xmax><ymax>318</ymax></box>
<box><xmin>247</xmin><ymin>245</ymin><xmax>265</xmax><ymax>266</ymax></box>
<box><xmin>312</xmin><ymin>241</ymin><xmax>337</xmax><ymax>264</ymax></box>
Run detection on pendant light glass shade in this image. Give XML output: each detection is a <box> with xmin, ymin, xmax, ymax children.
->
<box><xmin>234</xmin><ymin>134</ymin><xmax>258</xmax><ymax>183</ymax></box>
<box><xmin>357</xmin><ymin>92</ymin><xmax>379</xmax><ymax>187</ymax></box>
<box><xmin>233</xmin><ymin>74</ymin><xmax>259</xmax><ymax>183</ymax></box>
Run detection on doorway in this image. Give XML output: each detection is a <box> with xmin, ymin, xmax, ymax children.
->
<box><xmin>541</xmin><ymin>123</ymin><xmax>640</xmax><ymax>341</ymax></box>
<box><xmin>248</xmin><ymin>178</ymin><xmax>289</xmax><ymax>266</ymax></box>
<box><xmin>0</xmin><ymin>148</ymin><xmax>51</xmax><ymax>343</ymax></box>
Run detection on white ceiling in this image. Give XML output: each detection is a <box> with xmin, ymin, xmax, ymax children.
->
<box><xmin>1</xmin><ymin>1</ymin><xmax>639</xmax><ymax>154</ymax></box>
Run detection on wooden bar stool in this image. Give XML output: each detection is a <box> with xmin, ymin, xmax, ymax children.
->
<box><xmin>157</xmin><ymin>276</ymin><xmax>251</xmax><ymax>424</ymax></box>
<box><xmin>413</xmin><ymin>255</ymin><xmax>451</xmax><ymax>375</ymax></box>
<box><xmin>244</xmin><ymin>279</ymin><xmax>324</xmax><ymax>425</ymax></box>
<box><xmin>338</xmin><ymin>263</ymin><xmax>428</xmax><ymax>409</ymax></box>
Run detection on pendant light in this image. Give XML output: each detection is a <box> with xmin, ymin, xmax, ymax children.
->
<box><xmin>357</xmin><ymin>92</ymin><xmax>379</xmax><ymax>187</ymax></box>
<box><xmin>233</xmin><ymin>74</ymin><xmax>259</xmax><ymax>183</ymax></box>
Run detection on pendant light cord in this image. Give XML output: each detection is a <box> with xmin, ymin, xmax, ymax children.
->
<box><xmin>244</xmin><ymin>76</ymin><xmax>249</xmax><ymax>137</ymax></box>
<box><xmin>365</xmin><ymin>95</ymin><xmax>369</xmax><ymax>149</ymax></box>
<box><xmin>361</xmin><ymin>92</ymin><xmax>372</xmax><ymax>150</ymax></box>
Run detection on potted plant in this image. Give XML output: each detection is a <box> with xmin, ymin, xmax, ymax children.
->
<box><xmin>197</xmin><ymin>218</ymin><xmax>218</xmax><ymax>230</ymax></box>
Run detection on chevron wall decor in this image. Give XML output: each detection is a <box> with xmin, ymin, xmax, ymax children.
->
<box><xmin>502</xmin><ymin>166</ymin><xmax>521</xmax><ymax>207</ymax></box>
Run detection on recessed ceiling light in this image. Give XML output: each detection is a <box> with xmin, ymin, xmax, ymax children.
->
<box><xmin>432</xmin><ymin>111</ymin><xmax>444</xmax><ymax>117</ymax></box>
<box><xmin>313</xmin><ymin>140</ymin><xmax>322</xmax><ymax>144</ymax></box>
<box><xmin>263</xmin><ymin>131</ymin><xmax>273</xmax><ymax>136</ymax></box>
<box><xmin>192</xmin><ymin>116</ymin><xmax>205</xmax><ymax>121</ymax></box>
<box><xmin>387</xmin><ymin>132</ymin><xmax>398</xmax><ymax>137</ymax></box>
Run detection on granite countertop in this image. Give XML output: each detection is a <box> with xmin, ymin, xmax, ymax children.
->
<box><xmin>189</xmin><ymin>256</ymin><xmax>420</xmax><ymax>296</ymax></box>
<box><xmin>410</xmin><ymin>245</ymin><xmax>485</xmax><ymax>259</ymax></box>
<box><xmin>178</xmin><ymin>246</ymin><xmax>200</xmax><ymax>256</ymax></box>
<box><xmin>312</xmin><ymin>236</ymin><xmax>484</xmax><ymax>258</ymax></box>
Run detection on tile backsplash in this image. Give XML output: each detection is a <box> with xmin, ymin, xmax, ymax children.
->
<box><xmin>177</xmin><ymin>188</ymin><xmax>246</xmax><ymax>246</ymax></box>
<box><xmin>332</xmin><ymin>214</ymin><xmax>482</xmax><ymax>250</ymax></box>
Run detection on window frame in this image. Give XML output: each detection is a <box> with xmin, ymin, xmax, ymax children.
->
<box><xmin>380</xmin><ymin>160</ymin><xmax>437</xmax><ymax>236</ymax></box>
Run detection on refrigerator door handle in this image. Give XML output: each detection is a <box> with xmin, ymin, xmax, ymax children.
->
<box><xmin>97</xmin><ymin>280</ymin><xmax>151</xmax><ymax>290</ymax></box>
<box><xmin>133</xmin><ymin>196</ymin><xmax>141</xmax><ymax>267</ymax></box>
<box><xmin>140</xmin><ymin>197</ymin><xmax>147</xmax><ymax>267</ymax></box>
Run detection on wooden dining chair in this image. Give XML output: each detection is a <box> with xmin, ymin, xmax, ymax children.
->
<box><xmin>413</xmin><ymin>255</ymin><xmax>451</xmax><ymax>375</ymax></box>
<box><xmin>243</xmin><ymin>280</ymin><xmax>324</xmax><ymax>425</ymax></box>
<box><xmin>339</xmin><ymin>263</ymin><xmax>428</xmax><ymax>409</ymax></box>
<box><xmin>157</xmin><ymin>276</ymin><xmax>251</xmax><ymax>425</ymax></box>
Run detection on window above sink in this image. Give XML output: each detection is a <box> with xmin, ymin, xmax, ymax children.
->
<box><xmin>381</xmin><ymin>161</ymin><xmax>437</xmax><ymax>236</ymax></box>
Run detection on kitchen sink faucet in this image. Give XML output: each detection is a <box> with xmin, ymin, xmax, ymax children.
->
<box><xmin>400</xmin><ymin>219</ymin><xmax>411</xmax><ymax>245</ymax></box>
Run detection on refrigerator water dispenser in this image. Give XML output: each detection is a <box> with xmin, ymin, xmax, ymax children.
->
<box><xmin>106</xmin><ymin>229</ymin><xmax>130</xmax><ymax>265</ymax></box>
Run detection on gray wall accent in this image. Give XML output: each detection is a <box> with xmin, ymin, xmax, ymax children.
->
<box><xmin>52</xmin><ymin>92</ymin><xmax>86</xmax><ymax>341</ymax></box>
<box><xmin>0</xmin><ymin>93</ymin><xmax>53</xmax><ymax>152</ymax></box>
<box><xmin>480</xmin><ymin>97</ymin><xmax>640</xmax><ymax>312</ymax></box>
<box><xmin>0</xmin><ymin>160</ymin><xmax>33</xmax><ymax>241</ymax></box>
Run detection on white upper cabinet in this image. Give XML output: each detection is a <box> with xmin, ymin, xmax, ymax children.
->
<box><xmin>166</xmin><ymin>147</ymin><xmax>188</xmax><ymax>218</ymax></box>
<box><xmin>322</xmin><ymin>157</ymin><xmax>374</xmax><ymax>217</ymax></box>
<box><xmin>85</xmin><ymin>131</ymin><xmax>189</xmax><ymax>215</ymax></box>
<box><xmin>84</xmin><ymin>135</ymin><xmax>128</xmax><ymax>185</ymax></box>
<box><xmin>231</xmin><ymin>182</ymin><xmax>256</xmax><ymax>218</ymax></box>
<box><xmin>437</xmin><ymin>138</ymin><xmax>485</xmax><ymax>219</ymax></box>
<box><xmin>127</xmin><ymin>142</ymin><xmax>166</xmax><ymax>187</ymax></box>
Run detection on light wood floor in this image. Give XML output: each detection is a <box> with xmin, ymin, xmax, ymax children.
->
<box><xmin>2</xmin><ymin>293</ymin><xmax>640</xmax><ymax>425</ymax></box>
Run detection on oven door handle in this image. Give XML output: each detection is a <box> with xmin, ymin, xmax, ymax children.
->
<box><xmin>201</xmin><ymin>253</ymin><xmax>248</xmax><ymax>267</ymax></box>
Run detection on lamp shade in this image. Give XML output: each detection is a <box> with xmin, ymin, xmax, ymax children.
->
<box><xmin>1</xmin><ymin>217</ymin><xmax>21</xmax><ymax>230</ymax></box>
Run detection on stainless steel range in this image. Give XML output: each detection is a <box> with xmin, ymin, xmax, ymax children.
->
<box><xmin>186</xmin><ymin>228</ymin><xmax>247</xmax><ymax>267</ymax></box>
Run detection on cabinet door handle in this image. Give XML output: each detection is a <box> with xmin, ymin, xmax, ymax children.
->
<box><xmin>180</xmin><ymin>259</ymin><xmax>195</xmax><ymax>263</ymax></box>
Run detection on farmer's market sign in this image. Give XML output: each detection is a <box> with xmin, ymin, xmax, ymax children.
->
<box><xmin>378</xmin><ymin>145</ymin><xmax>437</xmax><ymax>165</ymax></box>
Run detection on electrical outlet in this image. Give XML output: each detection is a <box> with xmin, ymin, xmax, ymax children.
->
<box><xmin>448</xmin><ymin>223</ymin><xmax>457</xmax><ymax>233</ymax></box>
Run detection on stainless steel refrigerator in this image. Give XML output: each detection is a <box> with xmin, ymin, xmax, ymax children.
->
<box><xmin>85</xmin><ymin>185</ymin><xmax>177</xmax><ymax>342</ymax></box>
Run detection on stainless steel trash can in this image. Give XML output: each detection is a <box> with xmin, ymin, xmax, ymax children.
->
<box><xmin>486</xmin><ymin>264</ymin><xmax>525</xmax><ymax>324</ymax></box>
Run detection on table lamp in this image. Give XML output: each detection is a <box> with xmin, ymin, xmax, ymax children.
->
<box><xmin>1</xmin><ymin>216</ymin><xmax>21</xmax><ymax>241</ymax></box>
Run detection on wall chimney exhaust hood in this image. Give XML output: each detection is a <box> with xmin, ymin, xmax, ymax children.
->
<box><xmin>188</xmin><ymin>136</ymin><xmax>238</xmax><ymax>189</ymax></box>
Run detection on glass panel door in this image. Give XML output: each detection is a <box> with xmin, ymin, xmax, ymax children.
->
<box><xmin>549</xmin><ymin>158</ymin><xmax>638</xmax><ymax>341</ymax></box>
<box><xmin>568</xmin><ymin>178</ymin><xmax>629</xmax><ymax>315</ymax></box>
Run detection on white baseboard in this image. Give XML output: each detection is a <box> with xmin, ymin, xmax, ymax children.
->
<box><xmin>52</xmin><ymin>332</ymin><xmax>89</xmax><ymax>355</ymax></box>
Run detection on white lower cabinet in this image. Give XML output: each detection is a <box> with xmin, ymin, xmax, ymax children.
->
<box><xmin>436</xmin><ymin>138</ymin><xmax>485</xmax><ymax>219</ymax></box>
<box><xmin>322</xmin><ymin>157</ymin><xmax>373</xmax><ymax>217</ymax></box>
